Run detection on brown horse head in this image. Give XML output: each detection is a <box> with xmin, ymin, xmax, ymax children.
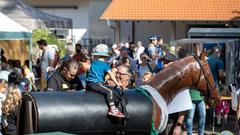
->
<box><xmin>191</xmin><ymin>51</ymin><xmax>220</xmax><ymax>106</ymax></box>
<box><xmin>147</xmin><ymin>54</ymin><xmax>220</xmax><ymax>106</ymax></box>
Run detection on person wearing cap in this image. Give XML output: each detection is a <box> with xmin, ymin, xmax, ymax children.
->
<box><xmin>36</xmin><ymin>39</ymin><xmax>55</xmax><ymax>91</ymax></box>
<box><xmin>146</xmin><ymin>35</ymin><xmax>164</xmax><ymax>72</ymax></box>
<box><xmin>86</xmin><ymin>44</ymin><xmax>125</xmax><ymax>118</ymax></box>
<box><xmin>146</xmin><ymin>35</ymin><xmax>159</xmax><ymax>59</ymax></box>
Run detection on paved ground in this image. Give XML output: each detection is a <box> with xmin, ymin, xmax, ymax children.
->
<box><xmin>191</xmin><ymin>115</ymin><xmax>238</xmax><ymax>135</ymax></box>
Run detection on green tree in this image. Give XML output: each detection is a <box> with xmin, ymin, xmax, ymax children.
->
<box><xmin>32</xmin><ymin>29</ymin><xmax>66</xmax><ymax>57</ymax></box>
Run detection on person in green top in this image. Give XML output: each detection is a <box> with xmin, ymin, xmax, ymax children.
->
<box><xmin>185</xmin><ymin>89</ymin><xmax>206</xmax><ymax>135</ymax></box>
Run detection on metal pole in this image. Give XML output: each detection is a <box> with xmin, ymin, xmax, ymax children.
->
<box><xmin>0</xmin><ymin>48</ymin><xmax>1</xmax><ymax>72</ymax></box>
<box><xmin>29</xmin><ymin>32</ymin><xmax>33</xmax><ymax>91</ymax></box>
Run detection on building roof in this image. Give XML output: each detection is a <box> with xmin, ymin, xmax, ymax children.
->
<box><xmin>101</xmin><ymin>0</ymin><xmax>240</xmax><ymax>21</ymax></box>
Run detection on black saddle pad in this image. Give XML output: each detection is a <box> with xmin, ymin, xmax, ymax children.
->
<box><xmin>20</xmin><ymin>90</ymin><xmax>152</xmax><ymax>135</ymax></box>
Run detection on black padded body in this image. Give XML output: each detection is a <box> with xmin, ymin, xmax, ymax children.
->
<box><xmin>20</xmin><ymin>90</ymin><xmax>152</xmax><ymax>135</ymax></box>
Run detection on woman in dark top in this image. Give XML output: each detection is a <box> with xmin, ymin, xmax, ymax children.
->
<box><xmin>2</xmin><ymin>85</ymin><xmax>22</xmax><ymax>135</ymax></box>
<box><xmin>46</xmin><ymin>60</ymin><xmax>84</xmax><ymax>91</ymax></box>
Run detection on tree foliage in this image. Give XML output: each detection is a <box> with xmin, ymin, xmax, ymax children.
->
<box><xmin>32</xmin><ymin>29</ymin><xmax>66</xmax><ymax>56</ymax></box>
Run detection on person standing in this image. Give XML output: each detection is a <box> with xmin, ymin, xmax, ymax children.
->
<box><xmin>136</xmin><ymin>41</ymin><xmax>145</xmax><ymax>64</ymax></box>
<box><xmin>62</xmin><ymin>45</ymin><xmax>75</xmax><ymax>62</ymax></box>
<box><xmin>146</xmin><ymin>35</ymin><xmax>159</xmax><ymax>60</ymax></box>
<box><xmin>72</xmin><ymin>43</ymin><xmax>83</xmax><ymax>61</ymax></box>
<box><xmin>0</xmin><ymin>48</ymin><xmax>7</xmax><ymax>64</ymax></box>
<box><xmin>37</xmin><ymin>39</ymin><xmax>55</xmax><ymax>91</ymax></box>
<box><xmin>185</xmin><ymin>89</ymin><xmax>206</xmax><ymax>135</ymax></box>
<box><xmin>207</xmin><ymin>47</ymin><xmax>224</xmax><ymax>87</ymax></box>
<box><xmin>146</xmin><ymin>35</ymin><xmax>164</xmax><ymax>73</ymax></box>
<box><xmin>128</xmin><ymin>41</ymin><xmax>137</xmax><ymax>61</ymax></box>
<box><xmin>113</xmin><ymin>46</ymin><xmax>137</xmax><ymax>74</ymax></box>
<box><xmin>207</xmin><ymin>46</ymin><xmax>224</xmax><ymax>127</ymax></box>
<box><xmin>135</xmin><ymin>53</ymin><xmax>154</xmax><ymax>87</ymax></box>
<box><xmin>155</xmin><ymin>36</ymin><xmax>165</xmax><ymax>72</ymax></box>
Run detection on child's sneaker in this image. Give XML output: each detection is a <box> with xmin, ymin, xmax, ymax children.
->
<box><xmin>108</xmin><ymin>108</ymin><xmax>125</xmax><ymax>118</ymax></box>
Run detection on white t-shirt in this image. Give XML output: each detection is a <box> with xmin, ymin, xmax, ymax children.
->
<box><xmin>136</xmin><ymin>46</ymin><xmax>145</xmax><ymax>64</ymax></box>
<box><xmin>0</xmin><ymin>71</ymin><xmax>11</xmax><ymax>81</ymax></box>
<box><xmin>41</xmin><ymin>49</ymin><xmax>55</xmax><ymax>75</ymax></box>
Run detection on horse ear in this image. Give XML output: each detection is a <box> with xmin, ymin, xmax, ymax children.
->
<box><xmin>193</xmin><ymin>43</ymin><xmax>200</xmax><ymax>57</ymax></box>
<box><xmin>200</xmin><ymin>49</ymin><xmax>207</xmax><ymax>61</ymax></box>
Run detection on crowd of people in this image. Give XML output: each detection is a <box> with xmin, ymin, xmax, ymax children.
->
<box><xmin>0</xmin><ymin>36</ymin><xmax>237</xmax><ymax>135</ymax></box>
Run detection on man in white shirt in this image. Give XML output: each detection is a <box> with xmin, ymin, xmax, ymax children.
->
<box><xmin>136</xmin><ymin>41</ymin><xmax>145</xmax><ymax>64</ymax></box>
<box><xmin>37</xmin><ymin>39</ymin><xmax>55</xmax><ymax>91</ymax></box>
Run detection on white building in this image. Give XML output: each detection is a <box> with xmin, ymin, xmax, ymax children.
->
<box><xmin>25</xmin><ymin>0</ymin><xmax>240</xmax><ymax>47</ymax></box>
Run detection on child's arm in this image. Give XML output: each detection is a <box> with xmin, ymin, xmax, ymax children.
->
<box><xmin>107</xmin><ymin>70</ymin><xmax>121</xmax><ymax>86</ymax></box>
<box><xmin>105</xmin><ymin>68</ymin><xmax>117</xmax><ymax>81</ymax></box>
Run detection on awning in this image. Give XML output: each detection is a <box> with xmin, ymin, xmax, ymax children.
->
<box><xmin>188</xmin><ymin>28</ymin><xmax>240</xmax><ymax>38</ymax></box>
<box><xmin>0</xmin><ymin>0</ymin><xmax>72</xmax><ymax>30</ymax></box>
<box><xmin>101</xmin><ymin>0</ymin><xmax>240</xmax><ymax>21</ymax></box>
<box><xmin>0</xmin><ymin>12</ymin><xmax>31</xmax><ymax>40</ymax></box>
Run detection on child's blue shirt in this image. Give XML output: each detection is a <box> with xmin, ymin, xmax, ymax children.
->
<box><xmin>86</xmin><ymin>60</ymin><xmax>111</xmax><ymax>83</ymax></box>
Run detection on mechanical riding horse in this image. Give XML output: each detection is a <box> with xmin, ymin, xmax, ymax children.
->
<box><xmin>19</xmin><ymin>53</ymin><xmax>220</xmax><ymax>135</ymax></box>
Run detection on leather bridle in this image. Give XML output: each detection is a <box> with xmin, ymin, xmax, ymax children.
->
<box><xmin>193</xmin><ymin>56</ymin><xmax>218</xmax><ymax>101</ymax></box>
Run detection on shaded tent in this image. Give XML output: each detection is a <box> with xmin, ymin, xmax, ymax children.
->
<box><xmin>0</xmin><ymin>11</ymin><xmax>32</xmax><ymax>65</ymax></box>
<box><xmin>0</xmin><ymin>0</ymin><xmax>72</xmax><ymax>30</ymax></box>
<box><xmin>0</xmin><ymin>12</ymin><xmax>31</xmax><ymax>39</ymax></box>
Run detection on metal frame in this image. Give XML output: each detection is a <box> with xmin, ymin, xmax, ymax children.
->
<box><xmin>174</xmin><ymin>38</ymin><xmax>240</xmax><ymax>87</ymax></box>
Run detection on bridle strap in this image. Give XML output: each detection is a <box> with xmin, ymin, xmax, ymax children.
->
<box><xmin>193</xmin><ymin>56</ymin><xmax>216</xmax><ymax>98</ymax></box>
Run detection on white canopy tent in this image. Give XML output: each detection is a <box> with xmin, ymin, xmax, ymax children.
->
<box><xmin>0</xmin><ymin>11</ymin><xmax>34</xmax><ymax>90</ymax></box>
<box><xmin>0</xmin><ymin>0</ymin><xmax>72</xmax><ymax>30</ymax></box>
<box><xmin>0</xmin><ymin>12</ymin><xmax>31</xmax><ymax>39</ymax></box>
<box><xmin>0</xmin><ymin>11</ymin><xmax>33</xmax><ymax>76</ymax></box>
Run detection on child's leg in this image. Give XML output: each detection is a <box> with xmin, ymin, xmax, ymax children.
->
<box><xmin>86</xmin><ymin>82</ymin><xmax>124</xmax><ymax>118</ymax></box>
<box><xmin>86</xmin><ymin>82</ymin><xmax>114</xmax><ymax>104</ymax></box>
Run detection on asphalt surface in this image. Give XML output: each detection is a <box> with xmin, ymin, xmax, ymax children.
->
<box><xmin>191</xmin><ymin>115</ymin><xmax>238</xmax><ymax>135</ymax></box>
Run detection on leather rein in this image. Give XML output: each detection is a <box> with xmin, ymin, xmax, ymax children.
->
<box><xmin>192</xmin><ymin>56</ymin><xmax>217</xmax><ymax>100</ymax></box>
